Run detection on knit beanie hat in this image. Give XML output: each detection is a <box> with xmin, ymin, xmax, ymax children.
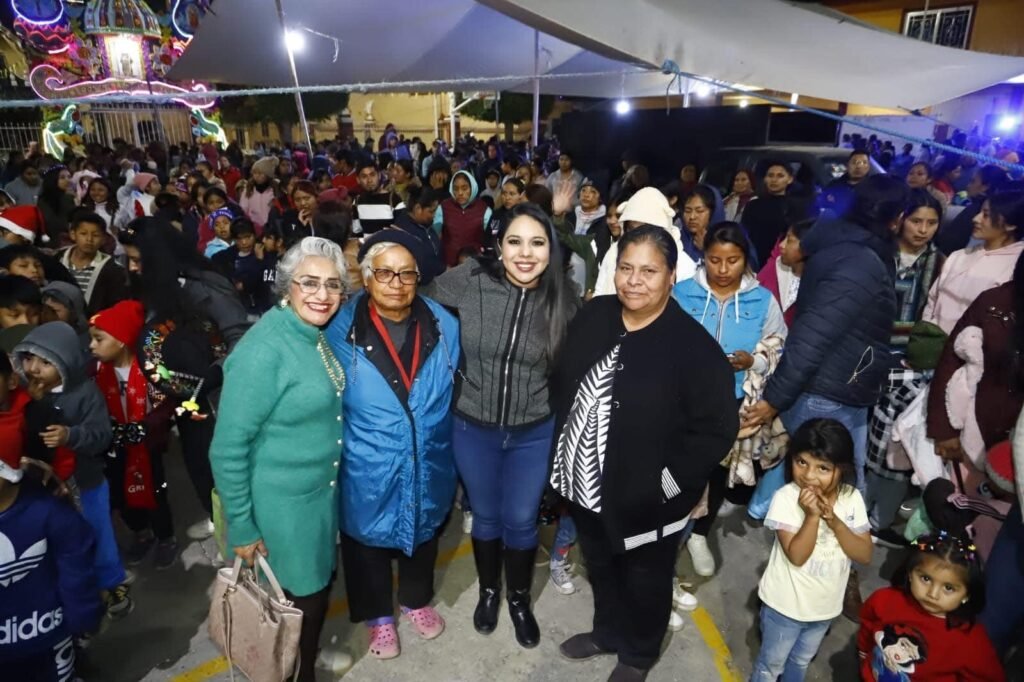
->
<box><xmin>618</xmin><ymin>187</ymin><xmax>675</xmax><ymax>230</ymax></box>
<box><xmin>251</xmin><ymin>156</ymin><xmax>278</xmax><ymax>179</ymax></box>
<box><xmin>209</xmin><ymin>208</ymin><xmax>235</xmax><ymax>225</ymax></box>
<box><xmin>0</xmin><ymin>205</ymin><xmax>47</xmax><ymax>243</ymax></box>
<box><xmin>133</xmin><ymin>172</ymin><xmax>158</xmax><ymax>193</ymax></box>
<box><xmin>90</xmin><ymin>300</ymin><xmax>145</xmax><ymax>348</ymax></box>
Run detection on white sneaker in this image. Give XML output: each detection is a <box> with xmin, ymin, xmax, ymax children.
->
<box><xmin>686</xmin><ymin>535</ymin><xmax>716</xmax><ymax>577</ymax></box>
<box><xmin>120</xmin><ymin>568</ymin><xmax>137</xmax><ymax>586</ymax></box>
<box><xmin>316</xmin><ymin>644</ymin><xmax>353</xmax><ymax>674</ymax></box>
<box><xmin>186</xmin><ymin>517</ymin><xmax>215</xmax><ymax>540</ymax></box>
<box><xmin>462</xmin><ymin>511</ymin><xmax>473</xmax><ymax>534</ymax></box>
<box><xmin>672</xmin><ymin>577</ymin><xmax>698</xmax><ymax>611</ymax></box>
<box><xmin>668</xmin><ymin>608</ymin><xmax>685</xmax><ymax>632</ymax></box>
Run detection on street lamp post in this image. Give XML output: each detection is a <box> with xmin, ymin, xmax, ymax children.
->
<box><xmin>275</xmin><ymin>0</ymin><xmax>313</xmax><ymax>152</ymax></box>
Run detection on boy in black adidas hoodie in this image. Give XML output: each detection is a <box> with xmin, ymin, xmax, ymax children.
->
<box><xmin>0</xmin><ymin>350</ymin><xmax>102</xmax><ymax>681</ymax></box>
<box><xmin>12</xmin><ymin>322</ymin><xmax>133</xmax><ymax>621</ymax></box>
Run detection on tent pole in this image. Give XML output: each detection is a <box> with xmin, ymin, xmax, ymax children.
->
<box><xmin>449</xmin><ymin>92</ymin><xmax>457</xmax><ymax>144</ymax></box>
<box><xmin>532</xmin><ymin>29</ymin><xmax>540</xmax><ymax>150</ymax></box>
<box><xmin>433</xmin><ymin>94</ymin><xmax>439</xmax><ymax>140</ymax></box>
<box><xmin>275</xmin><ymin>0</ymin><xmax>313</xmax><ymax>152</ymax></box>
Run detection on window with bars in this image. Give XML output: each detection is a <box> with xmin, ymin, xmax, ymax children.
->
<box><xmin>903</xmin><ymin>6</ymin><xmax>973</xmax><ymax>49</ymax></box>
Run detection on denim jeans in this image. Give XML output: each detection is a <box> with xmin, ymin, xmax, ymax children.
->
<box><xmin>750</xmin><ymin>605</ymin><xmax>832</xmax><ymax>682</ymax></box>
<box><xmin>551</xmin><ymin>514</ymin><xmax>577</xmax><ymax>565</ymax></box>
<box><xmin>80</xmin><ymin>480</ymin><xmax>127</xmax><ymax>591</ymax></box>
<box><xmin>452</xmin><ymin>416</ymin><xmax>555</xmax><ymax>549</ymax></box>
<box><xmin>781</xmin><ymin>393</ymin><xmax>869</xmax><ymax>494</ymax></box>
<box><xmin>981</xmin><ymin>505</ymin><xmax>1024</xmax><ymax>654</ymax></box>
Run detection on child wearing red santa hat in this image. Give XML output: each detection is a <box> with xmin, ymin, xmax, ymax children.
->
<box><xmin>90</xmin><ymin>300</ymin><xmax>179</xmax><ymax>571</ymax></box>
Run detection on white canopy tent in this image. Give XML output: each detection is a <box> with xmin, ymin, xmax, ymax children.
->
<box><xmin>170</xmin><ymin>0</ymin><xmax>1024</xmax><ymax>110</ymax></box>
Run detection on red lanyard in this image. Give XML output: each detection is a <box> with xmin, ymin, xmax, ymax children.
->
<box><xmin>369</xmin><ymin>304</ymin><xmax>421</xmax><ymax>391</ymax></box>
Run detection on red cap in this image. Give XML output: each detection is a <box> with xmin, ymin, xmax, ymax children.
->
<box><xmin>90</xmin><ymin>300</ymin><xmax>146</xmax><ymax>348</ymax></box>
<box><xmin>0</xmin><ymin>205</ymin><xmax>46</xmax><ymax>244</ymax></box>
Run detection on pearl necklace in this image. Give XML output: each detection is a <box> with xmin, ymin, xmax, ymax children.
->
<box><xmin>317</xmin><ymin>332</ymin><xmax>346</xmax><ymax>397</ymax></box>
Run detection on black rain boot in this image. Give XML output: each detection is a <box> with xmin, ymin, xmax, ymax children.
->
<box><xmin>504</xmin><ymin>547</ymin><xmax>540</xmax><ymax>648</ymax></box>
<box><xmin>472</xmin><ymin>538</ymin><xmax>503</xmax><ymax>634</ymax></box>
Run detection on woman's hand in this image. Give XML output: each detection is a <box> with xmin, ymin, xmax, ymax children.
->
<box><xmin>40</xmin><ymin>425</ymin><xmax>70</xmax><ymax>448</ymax></box>
<box><xmin>729</xmin><ymin>350</ymin><xmax>755</xmax><ymax>372</ymax></box>
<box><xmin>233</xmin><ymin>539</ymin><xmax>268</xmax><ymax>566</ymax></box>
<box><xmin>298</xmin><ymin>208</ymin><xmax>312</xmax><ymax>226</ymax></box>
<box><xmin>935</xmin><ymin>436</ymin><xmax>965</xmax><ymax>462</ymax></box>
<box><xmin>552</xmin><ymin>182</ymin><xmax>576</xmax><ymax>217</ymax></box>
<box><xmin>741</xmin><ymin>399</ymin><xmax>778</xmax><ymax>430</ymax></box>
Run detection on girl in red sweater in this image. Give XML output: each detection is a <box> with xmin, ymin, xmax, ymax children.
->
<box><xmin>858</xmin><ymin>532</ymin><xmax>1004</xmax><ymax>681</ymax></box>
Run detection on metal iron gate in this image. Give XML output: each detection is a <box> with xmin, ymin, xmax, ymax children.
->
<box><xmin>0</xmin><ymin>103</ymin><xmax>195</xmax><ymax>153</ymax></box>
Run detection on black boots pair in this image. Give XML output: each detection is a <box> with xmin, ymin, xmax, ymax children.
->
<box><xmin>471</xmin><ymin>538</ymin><xmax>540</xmax><ymax>648</ymax></box>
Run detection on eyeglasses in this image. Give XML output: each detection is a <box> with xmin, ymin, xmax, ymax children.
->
<box><xmin>292</xmin><ymin>277</ymin><xmax>344</xmax><ymax>296</ymax></box>
<box><xmin>372</xmin><ymin>268</ymin><xmax>420</xmax><ymax>286</ymax></box>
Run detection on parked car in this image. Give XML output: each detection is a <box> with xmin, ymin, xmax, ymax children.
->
<box><xmin>700</xmin><ymin>145</ymin><xmax>886</xmax><ymax>197</ymax></box>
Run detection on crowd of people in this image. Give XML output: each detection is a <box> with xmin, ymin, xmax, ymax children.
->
<box><xmin>0</xmin><ymin>122</ymin><xmax>1021</xmax><ymax>682</ymax></box>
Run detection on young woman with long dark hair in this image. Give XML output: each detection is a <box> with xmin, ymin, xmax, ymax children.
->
<box><xmin>424</xmin><ymin>202</ymin><xmax>578</xmax><ymax>649</ymax></box>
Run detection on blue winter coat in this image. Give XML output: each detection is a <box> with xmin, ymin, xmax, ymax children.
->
<box><xmin>672</xmin><ymin>271</ymin><xmax>785</xmax><ymax>398</ymax></box>
<box><xmin>763</xmin><ymin>217</ymin><xmax>897</xmax><ymax>411</ymax></box>
<box><xmin>325</xmin><ymin>293</ymin><xmax>460</xmax><ymax>555</ymax></box>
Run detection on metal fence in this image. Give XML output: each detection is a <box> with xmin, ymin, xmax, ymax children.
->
<box><xmin>0</xmin><ymin>103</ymin><xmax>196</xmax><ymax>153</ymax></box>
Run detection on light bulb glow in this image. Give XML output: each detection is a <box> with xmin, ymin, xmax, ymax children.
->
<box><xmin>285</xmin><ymin>29</ymin><xmax>306</xmax><ymax>53</ymax></box>
<box><xmin>694</xmin><ymin>83</ymin><xmax>711</xmax><ymax>98</ymax></box>
<box><xmin>615</xmin><ymin>99</ymin><xmax>631</xmax><ymax>115</ymax></box>
<box><xmin>738</xmin><ymin>98</ymin><xmax>750</xmax><ymax>108</ymax></box>
<box><xmin>997</xmin><ymin>115</ymin><xmax>1020</xmax><ymax>132</ymax></box>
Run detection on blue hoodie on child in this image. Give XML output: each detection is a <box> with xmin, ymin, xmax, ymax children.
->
<box><xmin>0</xmin><ymin>484</ymin><xmax>101</xmax><ymax>663</ymax></box>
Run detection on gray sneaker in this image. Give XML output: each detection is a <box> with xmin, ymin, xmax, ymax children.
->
<box><xmin>550</xmin><ymin>558</ymin><xmax>576</xmax><ymax>595</ymax></box>
<box><xmin>105</xmin><ymin>585</ymin><xmax>134</xmax><ymax>620</ymax></box>
<box><xmin>154</xmin><ymin>539</ymin><xmax>178</xmax><ymax>571</ymax></box>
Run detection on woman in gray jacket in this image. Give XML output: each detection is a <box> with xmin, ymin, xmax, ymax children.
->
<box><xmin>426</xmin><ymin>202</ymin><xmax>577</xmax><ymax>648</ymax></box>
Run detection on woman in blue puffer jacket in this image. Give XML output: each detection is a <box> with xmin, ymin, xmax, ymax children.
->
<box><xmin>325</xmin><ymin>230</ymin><xmax>460</xmax><ymax>660</ymax></box>
<box><xmin>672</xmin><ymin>222</ymin><xmax>786</xmax><ymax>580</ymax></box>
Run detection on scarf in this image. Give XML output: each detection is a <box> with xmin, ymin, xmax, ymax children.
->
<box><xmin>573</xmin><ymin>204</ymin><xmax>605</xmax><ymax>235</ymax></box>
<box><xmin>96</xmin><ymin>361</ymin><xmax>157</xmax><ymax>509</ymax></box>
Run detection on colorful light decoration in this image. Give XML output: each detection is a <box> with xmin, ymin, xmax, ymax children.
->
<box><xmin>10</xmin><ymin>0</ymin><xmax>220</xmax><ymax>131</ymax></box>
<box><xmin>190</xmin><ymin>108</ymin><xmax>226</xmax><ymax>146</ymax></box>
<box><xmin>42</xmin><ymin>104</ymin><xmax>83</xmax><ymax>158</ymax></box>
<box><xmin>30</xmin><ymin>63</ymin><xmax>217</xmax><ymax>109</ymax></box>
<box><xmin>11</xmin><ymin>0</ymin><xmax>65</xmax><ymax>26</ymax></box>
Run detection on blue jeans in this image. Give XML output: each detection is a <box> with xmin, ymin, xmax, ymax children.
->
<box><xmin>452</xmin><ymin>416</ymin><xmax>555</xmax><ymax>549</ymax></box>
<box><xmin>551</xmin><ymin>514</ymin><xmax>577</xmax><ymax>565</ymax></box>
<box><xmin>781</xmin><ymin>393</ymin><xmax>868</xmax><ymax>494</ymax></box>
<box><xmin>80</xmin><ymin>480</ymin><xmax>127</xmax><ymax>591</ymax></box>
<box><xmin>981</xmin><ymin>505</ymin><xmax>1024</xmax><ymax>654</ymax></box>
<box><xmin>750</xmin><ymin>605</ymin><xmax>832</xmax><ymax>682</ymax></box>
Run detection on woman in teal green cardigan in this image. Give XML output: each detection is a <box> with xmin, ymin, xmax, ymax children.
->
<box><xmin>210</xmin><ymin>237</ymin><xmax>350</xmax><ymax>681</ymax></box>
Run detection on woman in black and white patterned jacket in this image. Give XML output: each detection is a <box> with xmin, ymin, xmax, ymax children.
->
<box><xmin>550</xmin><ymin>225</ymin><xmax>737</xmax><ymax>682</ymax></box>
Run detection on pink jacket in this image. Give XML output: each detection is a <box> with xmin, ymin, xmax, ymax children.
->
<box><xmin>922</xmin><ymin>240</ymin><xmax>1024</xmax><ymax>334</ymax></box>
<box><xmin>238</xmin><ymin>186</ymin><xmax>275</xmax><ymax>232</ymax></box>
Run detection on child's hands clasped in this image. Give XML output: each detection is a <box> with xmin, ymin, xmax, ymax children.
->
<box><xmin>798</xmin><ymin>487</ymin><xmax>821</xmax><ymax>517</ymax></box>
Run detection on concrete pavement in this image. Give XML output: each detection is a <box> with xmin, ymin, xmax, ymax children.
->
<box><xmin>80</xmin><ymin>443</ymin><xmax>935</xmax><ymax>682</ymax></box>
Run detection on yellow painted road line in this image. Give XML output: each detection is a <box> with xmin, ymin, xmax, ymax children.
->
<box><xmin>172</xmin><ymin>540</ymin><xmax>473</xmax><ymax>682</ymax></box>
<box><xmin>690</xmin><ymin>606</ymin><xmax>743</xmax><ymax>682</ymax></box>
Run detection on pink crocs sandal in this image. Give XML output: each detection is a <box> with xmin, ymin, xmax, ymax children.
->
<box><xmin>367</xmin><ymin>622</ymin><xmax>400</xmax><ymax>659</ymax></box>
<box><xmin>401</xmin><ymin>605</ymin><xmax>446</xmax><ymax>640</ymax></box>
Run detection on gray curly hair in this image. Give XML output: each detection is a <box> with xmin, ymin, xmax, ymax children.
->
<box><xmin>274</xmin><ymin>237</ymin><xmax>349</xmax><ymax>300</ymax></box>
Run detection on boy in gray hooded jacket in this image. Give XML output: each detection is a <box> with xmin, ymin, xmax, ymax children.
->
<box><xmin>13</xmin><ymin>322</ymin><xmax>133</xmax><ymax>621</ymax></box>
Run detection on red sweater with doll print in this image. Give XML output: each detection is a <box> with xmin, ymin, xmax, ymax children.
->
<box><xmin>858</xmin><ymin>587</ymin><xmax>1004</xmax><ymax>682</ymax></box>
